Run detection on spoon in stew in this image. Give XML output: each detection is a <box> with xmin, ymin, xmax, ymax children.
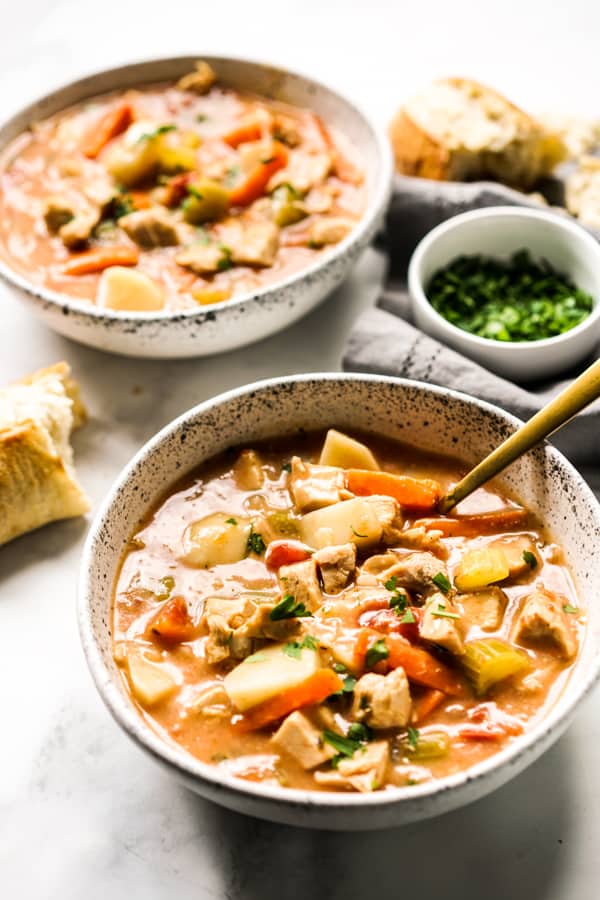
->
<box><xmin>439</xmin><ymin>356</ymin><xmax>600</xmax><ymax>514</ymax></box>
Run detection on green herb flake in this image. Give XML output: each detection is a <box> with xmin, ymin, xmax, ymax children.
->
<box><xmin>399</xmin><ymin>608</ymin><xmax>416</xmax><ymax>624</ymax></box>
<box><xmin>522</xmin><ymin>550</ymin><xmax>538</xmax><ymax>569</ymax></box>
<box><xmin>407</xmin><ymin>726</ymin><xmax>420</xmax><ymax>751</ymax></box>
<box><xmin>432</xmin><ymin>572</ymin><xmax>452</xmax><ymax>594</ymax></box>
<box><xmin>563</xmin><ymin>604</ymin><xmax>579</xmax><ymax>615</ymax></box>
<box><xmin>427</xmin><ymin>250</ymin><xmax>594</xmax><ymax>343</ymax></box>
<box><xmin>301</xmin><ymin>634</ymin><xmax>319</xmax><ymax>650</ymax></box>
<box><xmin>385</xmin><ymin>576</ymin><xmax>399</xmax><ymax>592</ymax></box>
<box><xmin>217</xmin><ymin>244</ymin><xmax>233</xmax><ymax>271</ymax></box>
<box><xmin>137</xmin><ymin>123</ymin><xmax>177</xmax><ymax>143</ymax></box>
<box><xmin>247</xmin><ymin>529</ymin><xmax>266</xmax><ymax>555</ymax></box>
<box><xmin>156</xmin><ymin>575</ymin><xmax>175</xmax><ymax>601</ymax></box>
<box><xmin>281</xmin><ymin>462</ymin><xmax>292</xmax><ymax>473</ymax></box>
<box><xmin>350</xmin><ymin>525</ymin><xmax>368</xmax><ymax>539</ymax></box>
<box><xmin>269</xmin><ymin>594</ymin><xmax>312</xmax><ymax>621</ymax></box>
<box><xmin>390</xmin><ymin>591</ymin><xmax>409</xmax><ymax>615</ymax></box>
<box><xmin>225</xmin><ymin>517</ymin><xmax>238</xmax><ymax>525</ymax></box>
<box><xmin>432</xmin><ymin>603</ymin><xmax>460</xmax><ymax>620</ymax></box>
<box><xmin>196</xmin><ymin>113</ymin><xmax>208</xmax><ymax>123</ymax></box>
<box><xmin>322</xmin><ymin>726</ymin><xmax>369</xmax><ymax>759</ymax></box>
<box><xmin>283</xmin><ymin>641</ymin><xmax>302</xmax><ymax>659</ymax></box>
<box><xmin>332</xmin><ymin>662</ymin><xmax>348</xmax><ymax>674</ymax></box>
<box><xmin>365</xmin><ymin>638</ymin><xmax>389</xmax><ymax>668</ymax></box>
<box><xmin>342</xmin><ymin>674</ymin><xmax>357</xmax><ymax>693</ymax></box>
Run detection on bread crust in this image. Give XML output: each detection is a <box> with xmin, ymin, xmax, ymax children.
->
<box><xmin>0</xmin><ymin>362</ymin><xmax>89</xmax><ymax>546</ymax></box>
<box><xmin>389</xmin><ymin>77</ymin><xmax>565</xmax><ymax>188</ymax></box>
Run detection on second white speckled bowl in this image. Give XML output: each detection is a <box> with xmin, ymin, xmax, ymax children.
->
<box><xmin>0</xmin><ymin>57</ymin><xmax>392</xmax><ymax>359</ymax></box>
<box><xmin>79</xmin><ymin>374</ymin><xmax>600</xmax><ymax>830</ymax></box>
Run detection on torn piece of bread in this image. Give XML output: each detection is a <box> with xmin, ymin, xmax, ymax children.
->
<box><xmin>389</xmin><ymin>77</ymin><xmax>566</xmax><ymax>189</ymax></box>
<box><xmin>0</xmin><ymin>362</ymin><xmax>89</xmax><ymax>546</ymax></box>
<box><xmin>566</xmin><ymin>156</ymin><xmax>600</xmax><ymax>227</ymax></box>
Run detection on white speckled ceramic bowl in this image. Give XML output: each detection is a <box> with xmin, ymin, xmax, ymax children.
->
<box><xmin>79</xmin><ymin>374</ymin><xmax>600</xmax><ymax>830</ymax></box>
<box><xmin>0</xmin><ymin>57</ymin><xmax>392</xmax><ymax>359</ymax></box>
<box><xmin>408</xmin><ymin>207</ymin><xmax>600</xmax><ymax>381</ymax></box>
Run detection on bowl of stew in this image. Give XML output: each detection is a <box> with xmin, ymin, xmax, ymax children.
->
<box><xmin>79</xmin><ymin>374</ymin><xmax>600</xmax><ymax>829</ymax></box>
<box><xmin>408</xmin><ymin>207</ymin><xmax>600</xmax><ymax>381</ymax></box>
<box><xmin>0</xmin><ymin>57</ymin><xmax>391</xmax><ymax>358</ymax></box>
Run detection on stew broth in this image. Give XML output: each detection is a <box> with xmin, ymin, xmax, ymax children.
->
<box><xmin>113</xmin><ymin>430</ymin><xmax>582</xmax><ymax>793</ymax></box>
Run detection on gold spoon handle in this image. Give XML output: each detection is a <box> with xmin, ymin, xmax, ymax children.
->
<box><xmin>439</xmin><ymin>357</ymin><xmax>600</xmax><ymax>514</ymax></box>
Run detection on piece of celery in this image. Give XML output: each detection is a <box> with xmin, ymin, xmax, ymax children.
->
<box><xmin>461</xmin><ymin>638</ymin><xmax>530</xmax><ymax>696</ymax></box>
<box><xmin>401</xmin><ymin>731</ymin><xmax>450</xmax><ymax>760</ymax></box>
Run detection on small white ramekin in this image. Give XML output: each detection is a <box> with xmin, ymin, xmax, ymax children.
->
<box><xmin>408</xmin><ymin>206</ymin><xmax>600</xmax><ymax>381</ymax></box>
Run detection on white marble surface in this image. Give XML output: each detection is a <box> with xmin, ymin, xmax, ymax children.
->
<box><xmin>2</xmin><ymin>2</ymin><xmax>600</xmax><ymax>896</ymax></box>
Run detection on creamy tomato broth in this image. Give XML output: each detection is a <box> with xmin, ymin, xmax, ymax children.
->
<box><xmin>113</xmin><ymin>429</ymin><xmax>582</xmax><ymax>793</ymax></box>
<box><xmin>0</xmin><ymin>61</ymin><xmax>365</xmax><ymax>313</ymax></box>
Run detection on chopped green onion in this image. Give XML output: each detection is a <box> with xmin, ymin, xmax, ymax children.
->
<box><xmin>522</xmin><ymin>550</ymin><xmax>538</xmax><ymax>569</ymax></box>
<box><xmin>433</xmin><ymin>572</ymin><xmax>452</xmax><ymax>594</ymax></box>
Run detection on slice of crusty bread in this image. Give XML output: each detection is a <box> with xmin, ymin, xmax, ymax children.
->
<box><xmin>389</xmin><ymin>77</ymin><xmax>566</xmax><ymax>189</ymax></box>
<box><xmin>566</xmin><ymin>156</ymin><xmax>600</xmax><ymax>227</ymax></box>
<box><xmin>0</xmin><ymin>362</ymin><xmax>89</xmax><ymax>546</ymax></box>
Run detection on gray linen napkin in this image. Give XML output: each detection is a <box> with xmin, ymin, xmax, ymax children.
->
<box><xmin>343</xmin><ymin>176</ymin><xmax>600</xmax><ymax>489</ymax></box>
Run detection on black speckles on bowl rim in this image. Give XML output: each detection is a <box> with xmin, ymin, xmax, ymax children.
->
<box><xmin>0</xmin><ymin>56</ymin><xmax>392</xmax><ymax>359</ymax></box>
<box><xmin>78</xmin><ymin>374</ymin><xmax>600</xmax><ymax>829</ymax></box>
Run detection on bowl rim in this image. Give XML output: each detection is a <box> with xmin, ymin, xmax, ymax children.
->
<box><xmin>408</xmin><ymin>205</ymin><xmax>600</xmax><ymax>352</ymax></box>
<box><xmin>78</xmin><ymin>372</ymin><xmax>600</xmax><ymax>813</ymax></box>
<box><xmin>0</xmin><ymin>54</ymin><xmax>392</xmax><ymax>324</ymax></box>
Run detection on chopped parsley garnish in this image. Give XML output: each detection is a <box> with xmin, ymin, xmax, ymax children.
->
<box><xmin>329</xmin><ymin>671</ymin><xmax>357</xmax><ymax>698</ymax></box>
<box><xmin>284</xmin><ymin>634</ymin><xmax>320</xmax><ymax>658</ymax></box>
<box><xmin>281</xmin><ymin>462</ymin><xmax>292</xmax><ymax>473</ymax></box>
<box><xmin>196</xmin><ymin>113</ymin><xmax>208</xmax><ymax>123</ymax></box>
<box><xmin>399</xmin><ymin>608</ymin><xmax>416</xmax><ymax>624</ymax></box>
<box><xmin>217</xmin><ymin>244</ymin><xmax>233</xmax><ymax>271</ymax></box>
<box><xmin>347</xmin><ymin>722</ymin><xmax>372</xmax><ymax>743</ymax></box>
<box><xmin>155</xmin><ymin>574</ymin><xmax>175</xmax><ymax>601</ymax></box>
<box><xmin>432</xmin><ymin>572</ymin><xmax>452</xmax><ymax>594</ymax></box>
<box><xmin>246</xmin><ymin>529</ymin><xmax>266</xmax><ymax>555</ymax></box>
<box><xmin>407</xmin><ymin>726</ymin><xmax>420</xmax><ymax>751</ymax></box>
<box><xmin>332</xmin><ymin>662</ymin><xmax>348</xmax><ymax>674</ymax></box>
<box><xmin>137</xmin><ymin>123</ymin><xmax>177</xmax><ymax>143</ymax></box>
<box><xmin>563</xmin><ymin>604</ymin><xmax>579</xmax><ymax>615</ymax></box>
<box><xmin>389</xmin><ymin>589</ymin><xmax>409</xmax><ymax>614</ymax></box>
<box><xmin>427</xmin><ymin>250</ymin><xmax>594</xmax><ymax>343</ymax></box>
<box><xmin>109</xmin><ymin>193</ymin><xmax>135</xmax><ymax>219</ymax></box>
<box><xmin>365</xmin><ymin>638</ymin><xmax>389</xmax><ymax>668</ymax></box>
<box><xmin>323</xmin><ymin>726</ymin><xmax>369</xmax><ymax>760</ymax></box>
<box><xmin>522</xmin><ymin>550</ymin><xmax>538</xmax><ymax>569</ymax></box>
<box><xmin>432</xmin><ymin>602</ymin><xmax>460</xmax><ymax>620</ymax></box>
<box><xmin>350</xmin><ymin>525</ymin><xmax>368</xmax><ymax>538</ymax></box>
<box><xmin>225</xmin><ymin>517</ymin><xmax>238</xmax><ymax>525</ymax></box>
<box><xmin>385</xmin><ymin>576</ymin><xmax>399</xmax><ymax>592</ymax></box>
<box><xmin>269</xmin><ymin>594</ymin><xmax>312</xmax><ymax>621</ymax></box>
<box><xmin>187</xmin><ymin>185</ymin><xmax>204</xmax><ymax>200</ymax></box>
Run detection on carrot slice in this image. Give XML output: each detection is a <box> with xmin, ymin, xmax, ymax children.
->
<box><xmin>228</xmin><ymin>140</ymin><xmax>288</xmax><ymax>207</ymax></box>
<box><xmin>414</xmin><ymin>508</ymin><xmax>529</xmax><ymax>537</ymax></box>
<box><xmin>147</xmin><ymin>596</ymin><xmax>198</xmax><ymax>644</ymax></box>
<box><xmin>128</xmin><ymin>191</ymin><xmax>153</xmax><ymax>210</ymax></box>
<box><xmin>386</xmin><ymin>633</ymin><xmax>463</xmax><ymax>695</ymax></box>
<box><xmin>264</xmin><ymin>540</ymin><xmax>313</xmax><ymax>570</ymax></box>
<box><xmin>347</xmin><ymin>469</ymin><xmax>441</xmax><ymax>511</ymax></box>
<box><xmin>222</xmin><ymin>120</ymin><xmax>263</xmax><ymax>148</ymax></box>
<box><xmin>411</xmin><ymin>688</ymin><xmax>446</xmax><ymax>724</ymax></box>
<box><xmin>61</xmin><ymin>245</ymin><xmax>139</xmax><ymax>276</ymax></box>
<box><xmin>234</xmin><ymin>669</ymin><xmax>343</xmax><ymax>733</ymax></box>
<box><xmin>81</xmin><ymin>102</ymin><xmax>133</xmax><ymax>159</ymax></box>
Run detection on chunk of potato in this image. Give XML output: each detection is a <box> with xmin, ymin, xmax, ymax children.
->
<box><xmin>454</xmin><ymin>548</ymin><xmax>510</xmax><ymax>592</ymax></box>
<box><xmin>182</xmin><ymin>179</ymin><xmax>230</xmax><ymax>224</ymax></box>
<box><xmin>319</xmin><ymin>429</ymin><xmax>379</xmax><ymax>470</ymax></box>
<box><xmin>155</xmin><ymin>131</ymin><xmax>199</xmax><ymax>173</ymax></box>
<box><xmin>126</xmin><ymin>651</ymin><xmax>177</xmax><ymax>707</ymax></box>
<box><xmin>458</xmin><ymin>587</ymin><xmax>507</xmax><ymax>631</ymax></box>
<box><xmin>488</xmin><ymin>535</ymin><xmax>540</xmax><ymax>580</ymax></box>
<box><xmin>182</xmin><ymin>513</ymin><xmax>252</xmax><ymax>567</ymax></box>
<box><xmin>97</xmin><ymin>266</ymin><xmax>165</xmax><ymax>312</ymax></box>
<box><xmin>300</xmin><ymin>498</ymin><xmax>382</xmax><ymax>550</ymax></box>
<box><xmin>105</xmin><ymin>121</ymin><xmax>161</xmax><ymax>187</ymax></box>
<box><xmin>224</xmin><ymin>642</ymin><xmax>320</xmax><ymax>711</ymax></box>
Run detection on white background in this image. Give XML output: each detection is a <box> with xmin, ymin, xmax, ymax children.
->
<box><xmin>1</xmin><ymin>1</ymin><xmax>600</xmax><ymax>897</ymax></box>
